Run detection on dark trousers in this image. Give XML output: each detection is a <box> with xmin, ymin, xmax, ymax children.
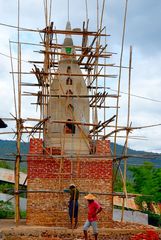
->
<box><xmin>69</xmin><ymin>200</ymin><xmax>78</xmax><ymax>220</ymax></box>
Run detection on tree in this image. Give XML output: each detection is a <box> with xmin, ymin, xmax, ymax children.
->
<box><xmin>128</xmin><ymin>162</ymin><xmax>161</xmax><ymax>204</ymax></box>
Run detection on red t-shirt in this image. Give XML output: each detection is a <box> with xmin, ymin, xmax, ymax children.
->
<box><xmin>88</xmin><ymin>200</ymin><xmax>101</xmax><ymax>222</ymax></box>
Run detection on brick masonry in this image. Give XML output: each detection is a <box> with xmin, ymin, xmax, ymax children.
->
<box><xmin>26</xmin><ymin>138</ymin><xmax>113</xmax><ymax>227</ymax></box>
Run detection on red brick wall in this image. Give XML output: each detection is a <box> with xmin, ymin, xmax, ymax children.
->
<box><xmin>26</xmin><ymin>138</ymin><xmax>113</xmax><ymax>226</ymax></box>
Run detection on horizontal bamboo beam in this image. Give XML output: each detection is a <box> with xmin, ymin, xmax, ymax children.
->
<box><xmin>0</xmin><ymin>22</ymin><xmax>109</xmax><ymax>36</ymax></box>
<box><xmin>23</xmin><ymin>92</ymin><xmax>119</xmax><ymax>98</ymax></box>
<box><xmin>29</xmin><ymin>60</ymin><xmax>116</xmax><ymax>67</ymax></box>
<box><xmin>38</xmin><ymin>50</ymin><xmax>112</xmax><ymax>58</ymax></box>
<box><xmin>12</xmin><ymin>71</ymin><xmax>117</xmax><ymax>78</ymax></box>
<box><xmin>25</xmin><ymin>126</ymin><xmax>43</xmax><ymax>129</ymax></box>
<box><xmin>1</xmin><ymin>153</ymin><xmax>158</xmax><ymax>162</ymax></box>
<box><xmin>0</xmin><ymin>131</ymin><xmax>42</xmax><ymax>135</ymax></box>
<box><xmin>21</xmin><ymin>83</ymin><xmax>41</xmax><ymax>87</ymax></box>
<box><xmin>41</xmin><ymin>28</ymin><xmax>110</xmax><ymax>37</ymax></box>
<box><xmin>90</xmin><ymin>105</ymin><xmax>119</xmax><ymax>109</ymax></box>
<box><xmin>50</xmin><ymin>120</ymin><xmax>97</xmax><ymax>127</ymax></box>
<box><xmin>8</xmin><ymin>189</ymin><xmax>152</xmax><ymax>198</ymax></box>
<box><xmin>29</xmin><ymin>60</ymin><xmax>131</xmax><ymax>69</ymax></box>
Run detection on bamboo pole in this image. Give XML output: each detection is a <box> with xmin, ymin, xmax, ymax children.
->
<box><xmin>114</xmin><ymin>0</ymin><xmax>128</xmax><ymax>157</ymax></box>
<box><xmin>6</xmin><ymin>189</ymin><xmax>152</xmax><ymax>198</ymax></box>
<box><xmin>0</xmin><ymin>22</ymin><xmax>110</xmax><ymax>37</ymax></box>
<box><xmin>38</xmin><ymin>50</ymin><xmax>112</xmax><ymax>58</ymax></box>
<box><xmin>42</xmin><ymin>5</ymin><xmax>51</xmax><ymax>137</ymax></box>
<box><xmin>13</xmin><ymin>71</ymin><xmax>118</xmax><ymax>78</ymax></box>
<box><xmin>121</xmin><ymin>46</ymin><xmax>132</xmax><ymax>222</ymax></box>
<box><xmin>103</xmin><ymin>27</ymin><xmax>107</xmax><ymax>136</ymax></box>
<box><xmin>1</xmin><ymin>117</ymin><xmax>161</xmax><ymax>130</ymax></box>
<box><xmin>23</xmin><ymin>92</ymin><xmax>118</xmax><ymax>98</ymax></box>
<box><xmin>9</xmin><ymin>41</ymin><xmax>17</xmax><ymax>118</ymax></box>
<box><xmin>15</xmin><ymin>0</ymin><xmax>21</xmax><ymax>224</ymax></box>
<box><xmin>112</xmin><ymin>0</ymin><xmax>129</xmax><ymax>218</ymax></box>
<box><xmin>29</xmin><ymin>60</ymin><xmax>115</xmax><ymax>67</ymax></box>
<box><xmin>1</xmin><ymin>152</ymin><xmax>159</xmax><ymax>162</ymax></box>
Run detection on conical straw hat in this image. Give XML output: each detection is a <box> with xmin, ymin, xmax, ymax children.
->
<box><xmin>84</xmin><ymin>193</ymin><xmax>96</xmax><ymax>200</ymax></box>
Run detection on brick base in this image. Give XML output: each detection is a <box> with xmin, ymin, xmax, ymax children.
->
<box><xmin>27</xmin><ymin>139</ymin><xmax>113</xmax><ymax>226</ymax></box>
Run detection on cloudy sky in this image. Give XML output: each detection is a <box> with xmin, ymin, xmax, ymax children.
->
<box><xmin>0</xmin><ymin>0</ymin><xmax>161</xmax><ymax>153</ymax></box>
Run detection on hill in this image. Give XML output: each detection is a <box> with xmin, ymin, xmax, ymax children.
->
<box><xmin>0</xmin><ymin>139</ymin><xmax>161</xmax><ymax>169</ymax></box>
<box><xmin>110</xmin><ymin>142</ymin><xmax>161</xmax><ymax>168</ymax></box>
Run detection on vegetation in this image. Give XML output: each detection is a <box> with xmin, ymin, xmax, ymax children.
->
<box><xmin>114</xmin><ymin>162</ymin><xmax>161</xmax><ymax>227</ymax></box>
<box><xmin>114</xmin><ymin>162</ymin><xmax>161</xmax><ymax>203</ymax></box>
<box><xmin>0</xmin><ymin>200</ymin><xmax>26</xmax><ymax>219</ymax></box>
<box><xmin>20</xmin><ymin>210</ymin><xmax>26</xmax><ymax>219</ymax></box>
<box><xmin>0</xmin><ymin>140</ymin><xmax>29</xmax><ymax>172</ymax></box>
<box><xmin>0</xmin><ymin>160</ymin><xmax>13</xmax><ymax>169</ymax></box>
<box><xmin>0</xmin><ymin>200</ymin><xmax>14</xmax><ymax>218</ymax></box>
<box><xmin>129</xmin><ymin>162</ymin><xmax>161</xmax><ymax>204</ymax></box>
<box><xmin>0</xmin><ymin>182</ymin><xmax>14</xmax><ymax>194</ymax></box>
<box><xmin>144</xmin><ymin>211</ymin><xmax>161</xmax><ymax>227</ymax></box>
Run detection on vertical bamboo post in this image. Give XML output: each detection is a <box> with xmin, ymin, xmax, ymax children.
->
<box><xmin>121</xmin><ymin>46</ymin><xmax>132</xmax><ymax>222</ymax></box>
<box><xmin>113</xmin><ymin>0</ymin><xmax>128</xmax><ymax>214</ymax></box>
<box><xmin>93</xmin><ymin>0</ymin><xmax>100</xmax><ymax>140</ymax></box>
<box><xmin>68</xmin><ymin>0</ymin><xmax>70</xmax><ymax>21</ymax></box>
<box><xmin>15</xmin><ymin>0</ymin><xmax>21</xmax><ymax>224</ymax></box>
<box><xmin>15</xmin><ymin>118</ymin><xmax>21</xmax><ymax>224</ymax></box>
<box><xmin>43</xmin><ymin>2</ymin><xmax>50</xmax><ymax>138</ymax></box>
<box><xmin>114</xmin><ymin>0</ymin><xmax>128</xmax><ymax>156</ymax></box>
<box><xmin>85</xmin><ymin>0</ymin><xmax>88</xmax><ymax>24</ymax></box>
<box><xmin>9</xmin><ymin>41</ymin><xmax>17</xmax><ymax>119</ymax></box>
<box><xmin>103</xmin><ymin>27</ymin><xmax>107</xmax><ymax>136</ymax></box>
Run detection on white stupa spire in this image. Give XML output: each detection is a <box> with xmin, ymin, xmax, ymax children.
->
<box><xmin>60</xmin><ymin>21</ymin><xmax>76</xmax><ymax>59</ymax></box>
<box><xmin>63</xmin><ymin>21</ymin><xmax>73</xmax><ymax>47</ymax></box>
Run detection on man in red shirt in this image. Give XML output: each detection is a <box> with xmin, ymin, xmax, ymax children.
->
<box><xmin>83</xmin><ymin>194</ymin><xmax>102</xmax><ymax>240</ymax></box>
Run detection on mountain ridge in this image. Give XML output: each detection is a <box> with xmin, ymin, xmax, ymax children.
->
<box><xmin>0</xmin><ymin>139</ymin><xmax>160</xmax><ymax>168</ymax></box>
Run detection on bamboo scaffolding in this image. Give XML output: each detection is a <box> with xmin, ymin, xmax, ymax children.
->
<box><xmin>90</xmin><ymin>116</ymin><xmax>116</xmax><ymax>134</ymax></box>
<box><xmin>4</xmin><ymin>0</ymin><xmax>159</xmax><ymax>228</ymax></box>
<box><xmin>1</xmin><ymin>118</ymin><xmax>161</xmax><ymax>131</ymax></box>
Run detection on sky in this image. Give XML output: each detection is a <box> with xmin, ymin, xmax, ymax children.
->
<box><xmin>0</xmin><ymin>0</ymin><xmax>161</xmax><ymax>153</ymax></box>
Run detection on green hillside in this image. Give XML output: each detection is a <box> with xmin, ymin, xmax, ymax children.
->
<box><xmin>0</xmin><ymin>140</ymin><xmax>29</xmax><ymax>170</ymax></box>
<box><xmin>0</xmin><ymin>140</ymin><xmax>29</xmax><ymax>158</ymax></box>
<box><xmin>110</xmin><ymin>142</ymin><xmax>161</xmax><ymax>168</ymax></box>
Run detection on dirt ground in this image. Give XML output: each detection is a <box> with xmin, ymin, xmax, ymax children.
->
<box><xmin>0</xmin><ymin>219</ymin><xmax>161</xmax><ymax>240</ymax></box>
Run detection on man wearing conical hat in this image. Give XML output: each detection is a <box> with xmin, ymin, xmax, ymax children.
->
<box><xmin>83</xmin><ymin>194</ymin><xmax>102</xmax><ymax>240</ymax></box>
